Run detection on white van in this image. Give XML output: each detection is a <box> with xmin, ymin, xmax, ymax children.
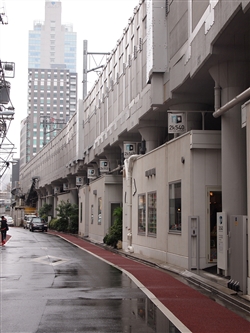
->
<box><xmin>23</xmin><ymin>214</ymin><xmax>37</xmax><ymax>229</ymax></box>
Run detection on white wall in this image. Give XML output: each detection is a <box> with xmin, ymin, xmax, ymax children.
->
<box><xmin>122</xmin><ymin>131</ymin><xmax>221</xmax><ymax>269</ymax></box>
<box><xmin>79</xmin><ymin>175</ymin><xmax>122</xmax><ymax>243</ymax></box>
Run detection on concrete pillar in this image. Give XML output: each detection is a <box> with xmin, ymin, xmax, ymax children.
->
<box><xmin>53</xmin><ymin>195</ymin><xmax>58</xmax><ymax>217</ymax></box>
<box><xmin>209</xmin><ymin>62</ymin><xmax>247</xmax><ymax>217</ymax></box>
<box><xmin>104</xmin><ymin>150</ymin><xmax>121</xmax><ymax>170</ymax></box>
<box><xmin>38</xmin><ymin>188</ymin><xmax>47</xmax><ymax>212</ymax></box>
<box><xmin>138</xmin><ymin>126</ymin><xmax>165</xmax><ymax>152</ymax></box>
<box><xmin>69</xmin><ymin>189</ymin><xmax>78</xmax><ymax>205</ymax></box>
<box><xmin>245</xmin><ymin>100</ymin><xmax>250</xmax><ymax>295</ymax></box>
<box><xmin>66</xmin><ymin>176</ymin><xmax>78</xmax><ymax>205</ymax></box>
<box><xmin>67</xmin><ymin>176</ymin><xmax>75</xmax><ymax>189</ymax></box>
<box><xmin>45</xmin><ymin>185</ymin><xmax>53</xmax><ymax>217</ymax></box>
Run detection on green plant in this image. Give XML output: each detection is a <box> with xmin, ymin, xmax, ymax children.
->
<box><xmin>103</xmin><ymin>206</ymin><xmax>123</xmax><ymax>248</ymax></box>
<box><xmin>39</xmin><ymin>203</ymin><xmax>52</xmax><ymax>222</ymax></box>
<box><xmin>55</xmin><ymin>200</ymin><xmax>79</xmax><ymax>234</ymax></box>
<box><xmin>48</xmin><ymin>218</ymin><xmax>58</xmax><ymax>230</ymax></box>
<box><xmin>68</xmin><ymin>203</ymin><xmax>79</xmax><ymax>233</ymax></box>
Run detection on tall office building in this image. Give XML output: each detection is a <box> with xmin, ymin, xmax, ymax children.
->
<box><xmin>20</xmin><ymin>0</ymin><xmax>77</xmax><ymax>168</ymax></box>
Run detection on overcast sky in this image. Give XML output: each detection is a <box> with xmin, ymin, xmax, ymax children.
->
<box><xmin>0</xmin><ymin>0</ymin><xmax>139</xmax><ymax>158</ymax></box>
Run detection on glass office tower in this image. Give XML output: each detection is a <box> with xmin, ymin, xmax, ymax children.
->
<box><xmin>20</xmin><ymin>0</ymin><xmax>77</xmax><ymax>168</ymax></box>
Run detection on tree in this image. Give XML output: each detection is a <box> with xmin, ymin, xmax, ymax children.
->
<box><xmin>39</xmin><ymin>203</ymin><xmax>52</xmax><ymax>222</ymax></box>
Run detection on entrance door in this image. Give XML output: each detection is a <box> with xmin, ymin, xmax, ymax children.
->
<box><xmin>207</xmin><ymin>188</ymin><xmax>222</xmax><ymax>263</ymax></box>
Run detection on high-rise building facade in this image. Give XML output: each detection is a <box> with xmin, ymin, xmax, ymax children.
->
<box><xmin>20</xmin><ymin>0</ymin><xmax>77</xmax><ymax>168</ymax></box>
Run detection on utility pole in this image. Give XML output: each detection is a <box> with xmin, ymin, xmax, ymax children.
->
<box><xmin>82</xmin><ymin>40</ymin><xmax>110</xmax><ymax>100</ymax></box>
<box><xmin>41</xmin><ymin>116</ymin><xmax>66</xmax><ymax>146</ymax></box>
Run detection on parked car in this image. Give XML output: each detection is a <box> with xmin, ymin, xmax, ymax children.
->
<box><xmin>5</xmin><ymin>216</ymin><xmax>14</xmax><ymax>227</ymax></box>
<box><xmin>29</xmin><ymin>217</ymin><xmax>48</xmax><ymax>232</ymax></box>
<box><xmin>23</xmin><ymin>214</ymin><xmax>37</xmax><ymax>229</ymax></box>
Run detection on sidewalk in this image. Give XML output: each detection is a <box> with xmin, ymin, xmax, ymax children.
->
<box><xmin>47</xmin><ymin>230</ymin><xmax>250</xmax><ymax>333</ymax></box>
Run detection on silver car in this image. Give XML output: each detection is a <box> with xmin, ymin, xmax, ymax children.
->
<box><xmin>5</xmin><ymin>216</ymin><xmax>14</xmax><ymax>227</ymax></box>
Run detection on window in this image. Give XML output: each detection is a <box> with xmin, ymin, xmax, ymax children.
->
<box><xmin>138</xmin><ymin>194</ymin><xmax>146</xmax><ymax>234</ymax></box>
<box><xmin>169</xmin><ymin>182</ymin><xmax>181</xmax><ymax>231</ymax></box>
<box><xmin>148</xmin><ymin>192</ymin><xmax>157</xmax><ymax>236</ymax></box>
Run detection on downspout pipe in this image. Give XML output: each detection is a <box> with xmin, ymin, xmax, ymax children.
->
<box><xmin>124</xmin><ymin>154</ymin><xmax>139</xmax><ymax>253</ymax></box>
<box><xmin>213</xmin><ymin>87</ymin><xmax>250</xmax><ymax>118</ymax></box>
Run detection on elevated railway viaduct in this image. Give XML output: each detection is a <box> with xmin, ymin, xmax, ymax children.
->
<box><xmin>19</xmin><ymin>0</ymin><xmax>250</xmax><ymax>295</ymax></box>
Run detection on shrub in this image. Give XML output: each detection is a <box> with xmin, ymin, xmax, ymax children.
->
<box><xmin>55</xmin><ymin>200</ymin><xmax>79</xmax><ymax>234</ymax></box>
<box><xmin>103</xmin><ymin>207</ymin><xmax>122</xmax><ymax>248</ymax></box>
<box><xmin>56</xmin><ymin>219</ymin><xmax>69</xmax><ymax>232</ymax></box>
<box><xmin>49</xmin><ymin>218</ymin><xmax>59</xmax><ymax>230</ymax></box>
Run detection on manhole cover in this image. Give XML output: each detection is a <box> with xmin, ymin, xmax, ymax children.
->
<box><xmin>32</xmin><ymin>255</ymin><xmax>69</xmax><ymax>266</ymax></box>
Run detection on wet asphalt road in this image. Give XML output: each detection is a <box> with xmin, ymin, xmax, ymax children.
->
<box><xmin>0</xmin><ymin>228</ymin><xmax>178</xmax><ymax>333</ymax></box>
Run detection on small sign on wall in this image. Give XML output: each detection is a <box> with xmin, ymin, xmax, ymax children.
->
<box><xmin>63</xmin><ymin>183</ymin><xmax>69</xmax><ymax>191</ymax></box>
<box><xmin>168</xmin><ymin>113</ymin><xmax>186</xmax><ymax>134</ymax></box>
<box><xmin>87</xmin><ymin>168</ymin><xmax>96</xmax><ymax>179</ymax></box>
<box><xmin>100</xmin><ymin>160</ymin><xmax>109</xmax><ymax>173</ymax></box>
<box><xmin>76</xmin><ymin>177</ymin><xmax>83</xmax><ymax>186</ymax></box>
<box><xmin>124</xmin><ymin>142</ymin><xmax>137</xmax><ymax>158</ymax></box>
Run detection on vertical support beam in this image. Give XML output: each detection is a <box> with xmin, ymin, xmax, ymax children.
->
<box><xmin>246</xmin><ymin>100</ymin><xmax>250</xmax><ymax>294</ymax></box>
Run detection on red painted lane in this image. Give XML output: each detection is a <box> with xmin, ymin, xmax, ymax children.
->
<box><xmin>49</xmin><ymin>232</ymin><xmax>250</xmax><ymax>333</ymax></box>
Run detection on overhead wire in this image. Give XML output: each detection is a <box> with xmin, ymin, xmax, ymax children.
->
<box><xmin>0</xmin><ymin>51</ymin><xmax>16</xmax><ymax>179</ymax></box>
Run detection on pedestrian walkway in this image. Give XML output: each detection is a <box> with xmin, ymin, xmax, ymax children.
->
<box><xmin>46</xmin><ymin>231</ymin><xmax>250</xmax><ymax>333</ymax></box>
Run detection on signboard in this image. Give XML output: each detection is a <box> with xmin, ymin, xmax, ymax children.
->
<box><xmin>76</xmin><ymin>176</ymin><xmax>83</xmax><ymax>186</ymax></box>
<box><xmin>63</xmin><ymin>183</ymin><xmax>69</xmax><ymax>191</ymax></box>
<box><xmin>124</xmin><ymin>142</ymin><xmax>137</xmax><ymax>158</ymax></box>
<box><xmin>168</xmin><ymin>113</ymin><xmax>186</xmax><ymax>134</ymax></box>
<box><xmin>54</xmin><ymin>186</ymin><xmax>60</xmax><ymax>194</ymax></box>
<box><xmin>100</xmin><ymin>160</ymin><xmax>109</xmax><ymax>173</ymax></box>
<box><xmin>87</xmin><ymin>168</ymin><xmax>96</xmax><ymax>179</ymax></box>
